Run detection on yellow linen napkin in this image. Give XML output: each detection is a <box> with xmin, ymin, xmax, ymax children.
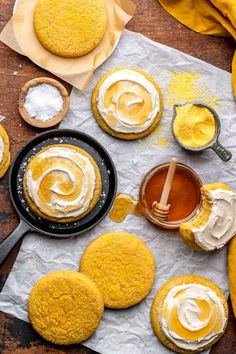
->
<box><xmin>159</xmin><ymin>0</ymin><xmax>236</xmax><ymax>95</ymax></box>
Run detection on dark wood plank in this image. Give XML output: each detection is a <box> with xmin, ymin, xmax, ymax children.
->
<box><xmin>0</xmin><ymin>0</ymin><xmax>235</xmax><ymax>352</ymax></box>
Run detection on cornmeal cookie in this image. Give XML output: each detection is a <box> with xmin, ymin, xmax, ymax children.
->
<box><xmin>0</xmin><ymin>124</ymin><xmax>10</xmax><ymax>178</ymax></box>
<box><xmin>151</xmin><ymin>275</ymin><xmax>228</xmax><ymax>354</ymax></box>
<box><xmin>228</xmin><ymin>236</ymin><xmax>236</xmax><ymax>318</ymax></box>
<box><xmin>23</xmin><ymin>144</ymin><xmax>102</xmax><ymax>222</ymax></box>
<box><xmin>80</xmin><ymin>231</ymin><xmax>155</xmax><ymax>309</ymax></box>
<box><xmin>34</xmin><ymin>0</ymin><xmax>107</xmax><ymax>57</ymax></box>
<box><xmin>28</xmin><ymin>270</ymin><xmax>104</xmax><ymax>345</ymax></box>
<box><xmin>92</xmin><ymin>67</ymin><xmax>163</xmax><ymax>140</ymax></box>
<box><xmin>179</xmin><ymin>183</ymin><xmax>236</xmax><ymax>251</ymax></box>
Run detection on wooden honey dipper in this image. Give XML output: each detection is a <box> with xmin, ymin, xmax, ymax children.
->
<box><xmin>152</xmin><ymin>158</ymin><xmax>177</xmax><ymax>220</ymax></box>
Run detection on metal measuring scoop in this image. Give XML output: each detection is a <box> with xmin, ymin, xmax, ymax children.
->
<box><xmin>172</xmin><ymin>102</ymin><xmax>232</xmax><ymax>162</ymax></box>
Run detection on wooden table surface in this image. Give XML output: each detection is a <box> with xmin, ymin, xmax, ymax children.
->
<box><xmin>0</xmin><ymin>0</ymin><xmax>236</xmax><ymax>353</ymax></box>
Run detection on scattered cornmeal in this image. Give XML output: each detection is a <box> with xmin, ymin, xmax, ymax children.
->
<box><xmin>80</xmin><ymin>232</ymin><xmax>155</xmax><ymax>309</ymax></box>
<box><xmin>173</xmin><ymin>104</ymin><xmax>216</xmax><ymax>148</ymax></box>
<box><xmin>28</xmin><ymin>270</ymin><xmax>104</xmax><ymax>345</ymax></box>
<box><xmin>165</xmin><ymin>72</ymin><xmax>219</xmax><ymax>109</ymax></box>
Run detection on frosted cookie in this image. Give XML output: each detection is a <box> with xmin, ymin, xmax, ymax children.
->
<box><xmin>34</xmin><ymin>0</ymin><xmax>107</xmax><ymax>57</ymax></box>
<box><xmin>80</xmin><ymin>231</ymin><xmax>155</xmax><ymax>308</ymax></box>
<box><xmin>179</xmin><ymin>183</ymin><xmax>236</xmax><ymax>251</ymax></box>
<box><xmin>23</xmin><ymin>144</ymin><xmax>102</xmax><ymax>222</ymax></box>
<box><xmin>0</xmin><ymin>124</ymin><xmax>10</xmax><ymax>178</ymax></box>
<box><xmin>151</xmin><ymin>275</ymin><xmax>228</xmax><ymax>354</ymax></box>
<box><xmin>92</xmin><ymin>67</ymin><xmax>163</xmax><ymax>140</ymax></box>
<box><xmin>28</xmin><ymin>270</ymin><xmax>104</xmax><ymax>344</ymax></box>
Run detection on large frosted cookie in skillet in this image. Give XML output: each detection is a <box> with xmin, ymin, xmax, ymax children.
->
<box><xmin>28</xmin><ymin>270</ymin><xmax>104</xmax><ymax>344</ymax></box>
<box><xmin>179</xmin><ymin>183</ymin><xmax>236</xmax><ymax>251</ymax></box>
<box><xmin>151</xmin><ymin>275</ymin><xmax>228</xmax><ymax>354</ymax></box>
<box><xmin>23</xmin><ymin>144</ymin><xmax>102</xmax><ymax>223</ymax></box>
<box><xmin>33</xmin><ymin>0</ymin><xmax>107</xmax><ymax>57</ymax></box>
<box><xmin>92</xmin><ymin>67</ymin><xmax>163</xmax><ymax>140</ymax></box>
<box><xmin>80</xmin><ymin>231</ymin><xmax>155</xmax><ymax>308</ymax></box>
<box><xmin>0</xmin><ymin>124</ymin><xmax>10</xmax><ymax>178</ymax></box>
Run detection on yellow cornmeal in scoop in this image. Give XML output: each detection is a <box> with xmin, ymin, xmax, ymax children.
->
<box><xmin>34</xmin><ymin>0</ymin><xmax>107</xmax><ymax>58</ymax></box>
<box><xmin>173</xmin><ymin>104</ymin><xmax>216</xmax><ymax>148</ymax></box>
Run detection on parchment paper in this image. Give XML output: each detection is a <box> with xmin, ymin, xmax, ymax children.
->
<box><xmin>0</xmin><ymin>0</ymin><xmax>135</xmax><ymax>90</ymax></box>
<box><xmin>1</xmin><ymin>30</ymin><xmax>236</xmax><ymax>354</ymax></box>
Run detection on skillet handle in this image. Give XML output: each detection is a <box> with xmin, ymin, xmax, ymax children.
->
<box><xmin>0</xmin><ymin>220</ymin><xmax>31</xmax><ymax>267</ymax></box>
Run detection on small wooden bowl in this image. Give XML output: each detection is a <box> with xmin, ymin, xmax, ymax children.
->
<box><xmin>18</xmin><ymin>77</ymin><xmax>70</xmax><ymax>128</ymax></box>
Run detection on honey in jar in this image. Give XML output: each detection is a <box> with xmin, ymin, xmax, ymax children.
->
<box><xmin>139</xmin><ymin>163</ymin><xmax>202</xmax><ymax>229</ymax></box>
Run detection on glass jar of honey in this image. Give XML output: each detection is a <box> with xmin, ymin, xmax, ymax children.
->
<box><xmin>139</xmin><ymin>163</ymin><xmax>202</xmax><ymax>229</ymax></box>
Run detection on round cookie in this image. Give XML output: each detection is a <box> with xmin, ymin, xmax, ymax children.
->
<box><xmin>80</xmin><ymin>231</ymin><xmax>155</xmax><ymax>309</ymax></box>
<box><xmin>34</xmin><ymin>0</ymin><xmax>107</xmax><ymax>58</ymax></box>
<box><xmin>23</xmin><ymin>144</ymin><xmax>102</xmax><ymax>223</ymax></box>
<box><xmin>0</xmin><ymin>124</ymin><xmax>10</xmax><ymax>178</ymax></box>
<box><xmin>229</xmin><ymin>235</ymin><xmax>236</xmax><ymax>318</ymax></box>
<box><xmin>92</xmin><ymin>67</ymin><xmax>163</xmax><ymax>140</ymax></box>
<box><xmin>28</xmin><ymin>270</ymin><xmax>104</xmax><ymax>345</ymax></box>
<box><xmin>151</xmin><ymin>275</ymin><xmax>228</xmax><ymax>354</ymax></box>
<box><xmin>179</xmin><ymin>183</ymin><xmax>234</xmax><ymax>251</ymax></box>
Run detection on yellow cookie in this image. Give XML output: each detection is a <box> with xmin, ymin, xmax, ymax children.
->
<box><xmin>92</xmin><ymin>67</ymin><xmax>163</xmax><ymax>140</ymax></box>
<box><xmin>23</xmin><ymin>144</ymin><xmax>102</xmax><ymax>223</ymax></box>
<box><xmin>228</xmin><ymin>235</ymin><xmax>236</xmax><ymax>318</ymax></box>
<box><xmin>28</xmin><ymin>270</ymin><xmax>104</xmax><ymax>345</ymax></box>
<box><xmin>34</xmin><ymin>0</ymin><xmax>107</xmax><ymax>57</ymax></box>
<box><xmin>0</xmin><ymin>124</ymin><xmax>10</xmax><ymax>178</ymax></box>
<box><xmin>151</xmin><ymin>275</ymin><xmax>228</xmax><ymax>354</ymax></box>
<box><xmin>80</xmin><ymin>231</ymin><xmax>155</xmax><ymax>309</ymax></box>
<box><xmin>179</xmin><ymin>183</ymin><xmax>235</xmax><ymax>251</ymax></box>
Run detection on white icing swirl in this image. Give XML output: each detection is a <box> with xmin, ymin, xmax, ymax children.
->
<box><xmin>0</xmin><ymin>136</ymin><xmax>4</xmax><ymax>164</ymax></box>
<box><xmin>193</xmin><ymin>189</ymin><xmax>236</xmax><ymax>251</ymax></box>
<box><xmin>26</xmin><ymin>146</ymin><xmax>96</xmax><ymax>219</ymax></box>
<box><xmin>160</xmin><ymin>284</ymin><xmax>227</xmax><ymax>351</ymax></box>
<box><xmin>97</xmin><ymin>69</ymin><xmax>160</xmax><ymax>133</ymax></box>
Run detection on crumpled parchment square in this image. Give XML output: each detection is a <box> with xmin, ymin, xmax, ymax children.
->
<box><xmin>0</xmin><ymin>0</ymin><xmax>135</xmax><ymax>90</ymax></box>
<box><xmin>0</xmin><ymin>30</ymin><xmax>236</xmax><ymax>354</ymax></box>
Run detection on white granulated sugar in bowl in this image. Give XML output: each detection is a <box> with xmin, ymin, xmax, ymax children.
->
<box><xmin>24</xmin><ymin>83</ymin><xmax>64</xmax><ymax>121</ymax></box>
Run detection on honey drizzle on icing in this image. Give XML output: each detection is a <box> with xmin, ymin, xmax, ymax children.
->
<box><xmin>104</xmin><ymin>80</ymin><xmax>153</xmax><ymax>128</ymax></box>
<box><xmin>161</xmin><ymin>285</ymin><xmax>225</xmax><ymax>343</ymax></box>
<box><xmin>109</xmin><ymin>194</ymin><xmax>143</xmax><ymax>223</ymax></box>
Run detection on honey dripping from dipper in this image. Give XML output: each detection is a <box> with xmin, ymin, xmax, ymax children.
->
<box><xmin>152</xmin><ymin>158</ymin><xmax>177</xmax><ymax>220</ymax></box>
<box><xmin>139</xmin><ymin>159</ymin><xmax>202</xmax><ymax>226</ymax></box>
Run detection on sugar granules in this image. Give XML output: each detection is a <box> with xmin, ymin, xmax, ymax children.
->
<box><xmin>24</xmin><ymin>83</ymin><xmax>63</xmax><ymax>121</ymax></box>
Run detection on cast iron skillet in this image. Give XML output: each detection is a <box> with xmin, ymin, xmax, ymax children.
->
<box><xmin>0</xmin><ymin>129</ymin><xmax>117</xmax><ymax>266</ymax></box>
